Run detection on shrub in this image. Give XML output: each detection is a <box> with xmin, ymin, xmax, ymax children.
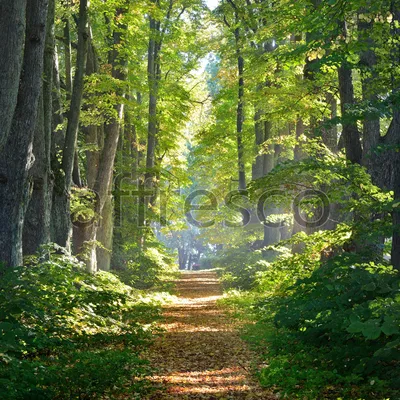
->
<box><xmin>0</xmin><ymin>245</ymin><xmax>159</xmax><ymax>399</ymax></box>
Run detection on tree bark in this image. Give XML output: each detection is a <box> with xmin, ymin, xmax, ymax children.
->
<box><xmin>391</xmin><ymin>110</ymin><xmax>400</xmax><ymax>271</ymax></box>
<box><xmin>73</xmin><ymin>10</ymin><xmax>127</xmax><ymax>272</ymax></box>
<box><xmin>0</xmin><ymin>0</ymin><xmax>49</xmax><ymax>266</ymax></box>
<box><xmin>145</xmin><ymin>15</ymin><xmax>160</xmax><ymax>199</ymax></box>
<box><xmin>358</xmin><ymin>13</ymin><xmax>380</xmax><ymax>179</ymax></box>
<box><xmin>322</xmin><ymin>93</ymin><xmax>338</xmax><ymax>153</ymax></box>
<box><xmin>0</xmin><ymin>0</ymin><xmax>27</xmax><ymax>151</ymax></box>
<box><xmin>62</xmin><ymin>0</ymin><xmax>89</xmax><ymax>191</ymax></box>
<box><xmin>63</xmin><ymin>17</ymin><xmax>73</xmax><ymax>98</ymax></box>
<box><xmin>52</xmin><ymin>0</ymin><xmax>89</xmax><ymax>250</ymax></box>
<box><xmin>96</xmin><ymin>193</ymin><xmax>113</xmax><ymax>271</ymax></box>
<box><xmin>390</xmin><ymin>6</ymin><xmax>400</xmax><ymax>271</ymax></box>
<box><xmin>338</xmin><ymin>21</ymin><xmax>362</xmax><ymax>165</ymax></box>
<box><xmin>23</xmin><ymin>0</ymin><xmax>55</xmax><ymax>256</ymax></box>
<box><xmin>235</xmin><ymin>19</ymin><xmax>246</xmax><ymax>190</ymax></box>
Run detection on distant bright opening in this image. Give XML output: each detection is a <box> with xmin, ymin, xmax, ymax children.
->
<box><xmin>205</xmin><ymin>0</ymin><xmax>219</xmax><ymax>10</ymax></box>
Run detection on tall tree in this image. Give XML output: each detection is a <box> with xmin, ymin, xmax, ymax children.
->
<box><xmin>0</xmin><ymin>0</ymin><xmax>49</xmax><ymax>266</ymax></box>
<box><xmin>23</xmin><ymin>0</ymin><xmax>56</xmax><ymax>255</ymax></box>
<box><xmin>74</xmin><ymin>7</ymin><xmax>127</xmax><ymax>272</ymax></box>
<box><xmin>0</xmin><ymin>0</ymin><xmax>27</xmax><ymax>151</ymax></box>
<box><xmin>52</xmin><ymin>0</ymin><xmax>89</xmax><ymax>249</ymax></box>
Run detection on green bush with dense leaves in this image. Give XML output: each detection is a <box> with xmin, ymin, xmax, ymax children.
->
<box><xmin>217</xmin><ymin>147</ymin><xmax>400</xmax><ymax>399</ymax></box>
<box><xmin>0</xmin><ymin>245</ymin><xmax>164</xmax><ymax>399</ymax></box>
<box><xmin>252</xmin><ymin>254</ymin><xmax>400</xmax><ymax>399</ymax></box>
<box><xmin>213</xmin><ymin>245</ymin><xmax>283</xmax><ymax>290</ymax></box>
<box><xmin>113</xmin><ymin>238</ymin><xmax>178</xmax><ymax>290</ymax></box>
<box><xmin>222</xmin><ymin>245</ymin><xmax>400</xmax><ymax>399</ymax></box>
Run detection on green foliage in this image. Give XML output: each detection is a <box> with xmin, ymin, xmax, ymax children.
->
<box><xmin>221</xmin><ymin>248</ymin><xmax>400</xmax><ymax>398</ymax></box>
<box><xmin>215</xmin><ymin>141</ymin><xmax>400</xmax><ymax>398</ymax></box>
<box><xmin>114</xmin><ymin>239</ymin><xmax>178</xmax><ymax>289</ymax></box>
<box><xmin>70</xmin><ymin>187</ymin><xmax>97</xmax><ymax>224</ymax></box>
<box><xmin>220</xmin><ymin>229</ymin><xmax>400</xmax><ymax>398</ymax></box>
<box><xmin>214</xmin><ymin>245</ymin><xmax>284</xmax><ymax>290</ymax></box>
<box><xmin>0</xmin><ymin>245</ymin><xmax>161</xmax><ymax>399</ymax></box>
<box><xmin>249</xmin><ymin>255</ymin><xmax>400</xmax><ymax>399</ymax></box>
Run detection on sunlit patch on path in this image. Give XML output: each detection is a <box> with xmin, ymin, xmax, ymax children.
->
<box><xmin>143</xmin><ymin>271</ymin><xmax>276</xmax><ymax>399</ymax></box>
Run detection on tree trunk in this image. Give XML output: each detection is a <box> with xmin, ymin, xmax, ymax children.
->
<box><xmin>53</xmin><ymin>0</ymin><xmax>89</xmax><ymax>249</ymax></box>
<box><xmin>0</xmin><ymin>0</ymin><xmax>27</xmax><ymax>151</ymax></box>
<box><xmin>63</xmin><ymin>17</ymin><xmax>73</xmax><ymax>98</ymax></box>
<box><xmin>336</xmin><ymin>85</ymin><xmax>362</xmax><ymax>163</ymax></box>
<box><xmin>145</xmin><ymin>15</ymin><xmax>160</xmax><ymax>201</ymax></box>
<box><xmin>252</xmin><ymin>108</ymin><xmax>264</xmax><ymax>180</ymax></box>
<box><xmin>142</xmin><ymin>12</ymin><xmax>162</xmax><ymax>236</ymax></box>
<box><xmin>391</xmin><ymin>110</ymin><xmax>400</xmax><ymax>271</ymax></box>
<box><xmin>338</xmin><ymin>22</ymin><xmax>362</xmax><ymax>165</ymax></box>
<box><xmin>235</xmin><ymin>20</ymin><xmax>246</xmax><ymax>190</ymax></box>
<box><xmin>74</xmin><ymin>10</ymin><xmax>127</xmax><ymax>272</ymax></box>
<box><xmin>322</xmin><ymin>93</ymin><xmax>338</xmax><ymax>153</ymax></box>
<box><xmin>62</xmin><ymin>0</ymin><xmax>88</xmax><ymax>190</ymax></box>
<box><xmin>358</xmin><ymin>13</ymin><xmax>380</xmax><ymax>179</ymax></box>
<box><xmin>0</xmin><ymin>0</ymin><xmax>49</xmax><ymax>267</ymax></box>
<box><xmin>23</xmin><ymin>0</ymin><xmax>55</xmax><ymax>255</ymax></box>
<box><xmin>390</xmin><ymin>7</ymin><xmax>400</xmax><ymax>271</ymax></box>
<box><xmin>96</xmin><ymin>194</ymin><xmax>113</xmax><ymax>271</ymax></box>
<box><xmin>84</xmin><ymin>38</ymin><xmax>102</xmax><ymax>188</ymax></box>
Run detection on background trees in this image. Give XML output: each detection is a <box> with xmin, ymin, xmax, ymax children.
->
<box><xmin>0</xmin><ymin>0</ymin><xmax>400</xmax><ymax>398</ymax></box>
<box><xmin>0</xmin><ymin>0</ymin><xmax>399</xmax><ymax>279</ymax></box>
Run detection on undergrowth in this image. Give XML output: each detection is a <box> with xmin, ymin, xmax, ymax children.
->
<box><xmin>217</xmin><ymin>146</ymin><xmax>400</xmax><ymax>399</ymax></box>
<box><xmin>0</xmin><ymin>244</ymin><xmax>175</xmax><ymax>399</ymax></box>
<box><xmin>220</xmin><ymin>241</ymin><xmax>400</xmax><ymax>399</ymax></box>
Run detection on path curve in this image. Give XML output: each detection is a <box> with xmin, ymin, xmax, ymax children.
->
<box><xmin>144</xmin><ymin>271</ymin><xmax>275</xmax><ymax>399</ymax></box>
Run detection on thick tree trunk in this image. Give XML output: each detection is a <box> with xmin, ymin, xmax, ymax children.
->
<box><xmin>262</xmin><ymin>120</ymin><xmax>280</xmax><ymax>246</ymax></box>
<box><xmin>391</xmin><ymin>111</ymin><xmax>400</xmax><ymax>271</ymax></box>
<box><xmin>338</xmin><ymin>22</ymin><xmax>362</xmax><ymax>165</ymax></box>
<box><xmin>0</xmin><ymin>0</ymin><xmax>27</xmax><ymax>150</ymax></box>
<box><xmin>23</xmin><ymin>97</ymin><xmax>49</xmax><ymax>254</ymax></box>
<box><xmin>358</xmin><ymin>14</ymin><xmax>380</xmax><ymax>179</ymax></box>
<box><xmin>390</xmin><ymin>7</ymin><xmax>400</xmax><ymax>271</ymax></box>
<box><xmin>23</xmin><ymin>0</ymin><xmax>55</xmax><ymax>255</ymax></box>
<box><xmin>0</xmin><ymin>0</ymin><xmax>49</xmax><ymax>266</ymax></box>
<box><xmin>142</xmin><ymin>13</ymin><xmax>161</xmax><ymax>236</ymax></box>
<box><xmin>72</xmin><ymin>37</ymin><xmax>101</xmax><ymax>268</ymax></box>
<box><xmin>50</xmin><ymin>48</ymin><xmax>70</xmax><ymax>247</ymax></box>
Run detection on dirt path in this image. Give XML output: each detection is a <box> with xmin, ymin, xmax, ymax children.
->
<box><xmin>144</xmin><ymin>271</ymin><xmax>275</xmax><ymax>399</ymax></box>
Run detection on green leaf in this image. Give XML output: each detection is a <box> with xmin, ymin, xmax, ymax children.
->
<box><xmin>361</xmin><ymin>320</ymin><xmax>381</xmax><ymax>340</ymax></box>
<box><xmin>349</xmin><ymin>314</ymin><xmax>360</xmax><ymax>324</ymax></box>
<box><xmin>362</xmin><ymin>282</ymin><xmax>376</xmax><ymax>291</ymax></box>
<box><xmin>381</xmin><ymin>317</ymin><xmax>400</xmax><ymax>336</ymax></box>
<box><xmin>347</xmin><ymin>321</ymin><xmax>364</xmax><ymax>333</ymax></box>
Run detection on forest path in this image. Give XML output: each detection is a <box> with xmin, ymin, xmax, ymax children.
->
<box><xmin>143</xmin><ymin>271</ymin><xmax>275</xmax><ymax>399</ymax></box>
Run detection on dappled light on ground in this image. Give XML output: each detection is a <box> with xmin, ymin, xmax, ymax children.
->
<box><xmin>142</xmin><ymin>271</ymin><xmax>276</xmax><ymax>399</ymax></box>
